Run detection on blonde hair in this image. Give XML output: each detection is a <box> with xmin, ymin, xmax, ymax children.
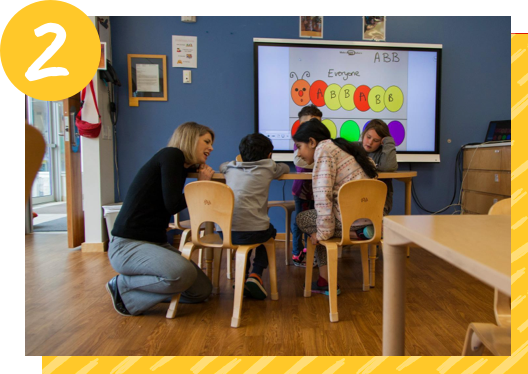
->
<box><xmin>167</xmin><ymin>122</ymin><xmax>215</xmax><ymax>165</ymax></box>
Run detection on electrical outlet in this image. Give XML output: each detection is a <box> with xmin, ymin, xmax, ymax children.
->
<box><xmin>183</xmin><ymin>70</ymin><xmax>192</xmax><ymax>83</ymax></box>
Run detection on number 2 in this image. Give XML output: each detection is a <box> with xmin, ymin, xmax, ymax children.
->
<box><xmin>25</xmin><ymin>23</ymin><xmax>69</xmax><ymax>82</ymax></box>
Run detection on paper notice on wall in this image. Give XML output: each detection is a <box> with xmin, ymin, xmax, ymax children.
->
<box><xmin>172</xmin><ymin>35</ymin><xmax>197</xmax><ymax>68</ymax></box>
<box><xmin>136</xmin><ymin>64</ymin><xmax>160</xmax><ymax>92</ymax></box>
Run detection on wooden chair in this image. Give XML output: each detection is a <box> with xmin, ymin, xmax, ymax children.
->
<box><xmin>25</xmin><ymin>124</ymin><xmax>46</xmax><ymax>202</ymax></box>
<box><xmin>166</xmin><ymin>181</ymin><xmax>278</xmax><ymax>328</ymax></box>
<box><xmin>167</xmin><ymin>213</ymin><xmax>207</xmax><ymax>269</ymax></box>
<box><xmin>236</xmin><ymin>154</ymin><xmax>295</xmax><ymax>266</ymax></box>
<box><xmin>462</xmin><ymin>198</ymin><xmax>511</xmax><ymax>356</ymax></box>
<box><xmin>304</xmin><ymin>179</ymin><xmax>387</xmax><ymax>322</ymax></box>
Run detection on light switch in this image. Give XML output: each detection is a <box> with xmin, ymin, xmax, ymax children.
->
<box><xmin>183</xmin><ymin>70</ymin><xmax>192</xmax><ymax>83</ymax></box>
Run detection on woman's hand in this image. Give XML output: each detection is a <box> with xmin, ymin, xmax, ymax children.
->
<box><xmin>310</xmin><ymin>233</ymin><xmax>319</xmax><ymax>246</ymax></box>
<box><xmin>197</xmin><ymin>164</ymin><xmax>215</xmax><ymax>181</ymax></box>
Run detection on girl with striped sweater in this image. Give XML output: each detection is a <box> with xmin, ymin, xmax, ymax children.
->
<box><xmin>293</xmin><ymin>118</ymin><xmax>378</xmax><ymax>295</ymax></box>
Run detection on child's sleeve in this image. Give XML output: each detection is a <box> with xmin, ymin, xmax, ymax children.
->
<box><xmin>219</xmin><ymin>161</ymin><xmax>230</xmax><ymax>174</ymax></box>
<box><xmin>272</xmin><ymin>162</ymin><xmax>290</xmax><ymax>179</ymax></box>
<box><xmin>312</xmin><ymin>144</ymin><xmax>336</xmax><ymax>241</ymax></box>
<box><xmin>376</xmin><ymin>137</ymin><xmax>398</xmax><ymax>172</ymax></box>
<box><xmin>293</xmin><ymin>148</ymin><xmax>314</xmax><ymax>169</ymax></box>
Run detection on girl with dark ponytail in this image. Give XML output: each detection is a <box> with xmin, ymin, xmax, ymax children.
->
<box><xmin>292</xmin><ymin>118</ymin><xmax>377</xmax><ymax>295</ymax></box>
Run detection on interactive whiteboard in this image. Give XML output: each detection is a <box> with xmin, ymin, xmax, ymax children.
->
<box><xmin>254</xmin><ymin>38</ymin><xmax>442</xmax><ymax>162</ymax></box>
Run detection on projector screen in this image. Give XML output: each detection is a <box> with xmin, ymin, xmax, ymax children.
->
<box><xmin>254</xmin><ymin>38</ymin><xmax>442</xmax><ymax>162</ymax></box>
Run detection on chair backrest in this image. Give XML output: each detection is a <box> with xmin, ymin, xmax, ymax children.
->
<box><xmin>488</xmin><ymin>198</ymin><xmax>511</xmax><ymax>216</ymax></box>
<box><xmin>337</xmin><ymin>179</ymin><xmax>387</xmax><ymax>245</ymax></box>
<box><xmin>184</xmin><ymin>181</ymin><xmax>235</xmax><ymax>248</ymax></box>
<box><xmin>488</xmin><ymin>197</ymin><xmax>511</xmax><ymax>327</ymax></box>
<box><xmin>25</xmin><ymin>124</ymin><xmax>46</xmax><ymax>203</ymax></box>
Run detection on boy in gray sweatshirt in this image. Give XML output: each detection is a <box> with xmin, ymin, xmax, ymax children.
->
<box><xmin>220</xmin><ymin>134</ymin><xmax>290</xmax><ymax>299</ymax></box>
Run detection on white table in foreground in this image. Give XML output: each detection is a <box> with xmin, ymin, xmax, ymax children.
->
<box><xmin>382</xmin><ymin>215</ymin><xmax>511</xmax><ymax>356</ymax></box>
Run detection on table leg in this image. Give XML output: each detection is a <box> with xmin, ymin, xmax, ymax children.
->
<box><xmin>404</xmin><ymin>179</ymin><xmax>412</xmax><ymax>257</ymax></box>
<box><xmin>203</xmin><ymin>222</ymin><xmax>215</xmax><ymax>279</ymax></box>
<box><xmin>382</xmin><ymin>240</ymin><xmax>406</xmax><ymax>355</ymax></box>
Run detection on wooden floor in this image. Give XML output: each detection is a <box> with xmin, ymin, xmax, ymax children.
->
<box><xmin>26</xmin><ymin>233</ymin><xmax>496</xmax><ymax>356</ymax></box>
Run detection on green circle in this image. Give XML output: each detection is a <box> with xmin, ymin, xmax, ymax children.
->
<box><xmin>385</xmin><ymin>86</ymin><xmax>404</xmax><ymax>112</ymax></box>
<box><xmin>340</xmin><ymin>120</ymin><xmax>361</xmax><ymax>142</ymax></box>
<box><xmin>322</xmin><ymin>119</ymin><xmax>337</xmax><ymax>138</ymax></box>
<box><xmin>368</xmin><ymin>86</ymin><xmax>386</xmax><ymax>112</ymax></box>
<box><xmin>324</xmin><ymin>84</ymin><xmax>342</xmax><ymax>110</ymax></box>
<box><xmin>339</xmin><ymin>84</ymin><xmax>356</xmax><ymax>111</ymax></box>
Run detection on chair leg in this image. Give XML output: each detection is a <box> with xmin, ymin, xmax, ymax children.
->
<box><xmin>226</xmin><ymin>249</ymin><xmax>233</xmax><ymax>280</ymax></box>
<box><xmin>197</xmin><ymin>248</ymin><xmax>203</xmax><ymax>269</ymax></box>
<box><xmin>407</xmin><ymin>247</ymin><xmax>410</xmax><ymax>257</ymax></box>
<box><xmin>231</xmin><ymin>246</ymin><xmax>252</xmax><ymax>328</ymax></box>
<box><xmin>284</xmin><ymin>207</ymin><xmax>291</xmax><ymax>266</ymax></box>
<box><xmin>326</xmin><ymin>242</ymin><xmax>339</xmax><ymax>322</ymax></box>
<box><xmin>212</xmin><ymin>247</ymin><xmax>223</xmax><ymax>294</ymax></box>
<box><xmin>166</xmin><ymin>294</ymin><xmax>182</xmax><ymax>319</ymax></box>
<box><xmin>338</xmin><ymin>246</ymin><xmax>343</xmax><ymax>258</ymax></box>
<box><xmin>166</xmin><ymin>242</ymin><xmax>196</xmax><ymax>319</ymax></box>
<box><xmin>360</xmin><ymin>244</ymin><xmax>370</xmax><ymax>291</ymax></box>
<box><xmin>304</xmin><ymin>241</ymin><xmax>316</xmax><ymax>297</ymax></box>
<box><xmin>462</xmin><ymin>324</ymin><xmax>484</xmax><ymax>355</ymax></box>
<box><xmin>264</xmin><ymin>240</ymin><xmax>278</xmax><ymax>300</ymax></box>
<box><xmin>369</xmin><ymin>244</ymin><xmax>377</xmax><ymax>288</ymax></box>
<box><xmin>178</xmin><ymin>229</ymin><xmax>191</xmax><ymax>252</ymax></box>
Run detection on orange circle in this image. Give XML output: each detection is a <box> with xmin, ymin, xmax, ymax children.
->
<box><xmin>291</xmin><ymin>119</ymin><xmax>301</xmax><ymax>137</ymax></box>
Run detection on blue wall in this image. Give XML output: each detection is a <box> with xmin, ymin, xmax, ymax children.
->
<box><xmin>110</xmin><ymin>16</ymin><xmax>510</xmax><ymax>230</ymax></box>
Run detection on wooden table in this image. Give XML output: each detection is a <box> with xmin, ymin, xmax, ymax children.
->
<box><xmin>192</xmin><ymin>170</ymin><xmax>416</xmax><ymax>214</ymax></box>
<box><xmin>188</xmin><ymin>171</ymin><xmax>417</xmax><ymax>278</ymax></box>
<box><xmin>382</xmin><ymin>215</ymin><xmax>511</xmax><ymax>356</ymax></box>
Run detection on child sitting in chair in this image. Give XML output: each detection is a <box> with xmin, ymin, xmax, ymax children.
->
<box><xmin>220</xmin><ymin>134</ymin><xmax>289</xmax><ymax>299</ymax></box>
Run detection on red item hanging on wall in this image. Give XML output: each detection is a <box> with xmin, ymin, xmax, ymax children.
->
<box><xmin>75</xmin><ymin>80</ymin><xmax>102</xmax><ymax>138</ymax></box>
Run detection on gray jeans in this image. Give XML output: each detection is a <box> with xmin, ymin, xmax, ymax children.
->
<box><xmin>108</xmin><ymin>236</ymin><xmax>213</xmax><ymax>315</ymax></box>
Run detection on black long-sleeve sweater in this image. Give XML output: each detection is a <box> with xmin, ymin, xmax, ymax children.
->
<box><xmin>112</xmin><ymin>147</ymin><xmax>189</xmax><ymax>243</ymax></box>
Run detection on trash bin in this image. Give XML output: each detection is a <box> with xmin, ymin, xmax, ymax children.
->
<box><xmin>102</xmin><ymin>202</ymin><xmax>123</xmax><ymax>240</ymax></box>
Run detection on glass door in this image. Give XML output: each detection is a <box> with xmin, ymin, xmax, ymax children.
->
<box><xmin>28</xmin><ymin>98</ymin><xmax>65</xmax><ymax>205</ymax></box>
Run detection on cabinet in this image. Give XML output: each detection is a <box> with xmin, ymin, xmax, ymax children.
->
<box><xmin>461</xmin><ymin>143</ymin><xmax>511</xmax><ymax>214</ymax></box>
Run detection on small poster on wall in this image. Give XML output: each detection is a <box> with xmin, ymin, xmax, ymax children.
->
<box><xmin>172</xmin><ymin>35</ymin><xmax>197</xmax><ymax>68</ymax></box>
<box><xmin>363</xmin><ymin>16</ymin><xmax>386</xmax><ymax>41</ymax></box>
<box><xmin>300</xmin><ymin>16</ymin><xmax>323</xmax><ymax>38</ymax></box>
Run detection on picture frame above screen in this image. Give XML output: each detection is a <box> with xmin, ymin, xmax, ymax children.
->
<box><xmin>254</xmin><ymin>38</ymin><xmax>442</xmax><ymax>162</ymax></box>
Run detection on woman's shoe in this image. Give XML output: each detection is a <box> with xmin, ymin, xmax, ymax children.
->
<box><xmin>106</xmin><ymin>275</ymin><xmax>131</xmax><ymax>316</ymax></box>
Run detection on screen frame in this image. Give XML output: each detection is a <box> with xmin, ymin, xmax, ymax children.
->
<box><xmin>253</xmin><ymin>38</ymin><xmax>443</xmax><ymax>162</ymax></box>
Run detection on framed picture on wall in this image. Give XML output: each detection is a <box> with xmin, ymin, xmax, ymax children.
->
<box><xmin>363</xmin><ymin>16</ymin><xmax>386</xmax><ymax>41</ymax></box>
<box><xmin>127</xmin><ymin>54</ymin><xmax>167</xmax><ymax>107</ymax></box>
<box><xmin>300</xmin><ymin>16</ymin><xmax>323</xmax><ymax>38</ymax></box>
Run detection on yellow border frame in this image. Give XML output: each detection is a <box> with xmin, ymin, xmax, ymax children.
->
<box><xmin>41</xmin><ymin>34</ymin><xmax>525</xmax><ymax>374</ymax></box>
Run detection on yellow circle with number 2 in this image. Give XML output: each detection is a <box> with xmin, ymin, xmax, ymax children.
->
<box><xmin>1</xmin><ymin>1</ymin><xmax>100</xmax><ymax>101</ymax></box>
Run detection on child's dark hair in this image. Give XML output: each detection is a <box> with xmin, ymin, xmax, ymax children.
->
<box><xmin>239</xmin><ymin>133</ymin><xmax>273</xmax><ymax>162</ymax></box>
<box><xmin>298</xmin><ymin>104</ymin><xmax>323</xmax><ymax>120</ymax></box>
<box><xmin>292</xmin><ymin>118</ymin><xmax>378</xmax><ymax>179</ymax></box>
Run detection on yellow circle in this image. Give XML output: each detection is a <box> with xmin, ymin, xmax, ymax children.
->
<box><xmin>322</xmin><ymin>119</ymin><xmax>337</xmax><ymax>139</ymax></box>
<box><xmin>385</xmin><ymin>86</ymin><xmax>404</xmax><ymax>112</ymax></box>
<box><xmin>1</xmin><ymin>1</ymin><xmax>101</xmax><ymax>101</ymax></box>
<box><xmin>324</xmin><ymin>84</ymin><xmax>342</xmax><ymax>110</ymax></box>
<box><xmin>339</xmin><ymin>84</ymin><xmax>356</xmax><ymax>111</ymax></box>
<box><xmin>368</xmin><ymin>86</ymin><xmax>386</xmax><ymax>112</ymax></box>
